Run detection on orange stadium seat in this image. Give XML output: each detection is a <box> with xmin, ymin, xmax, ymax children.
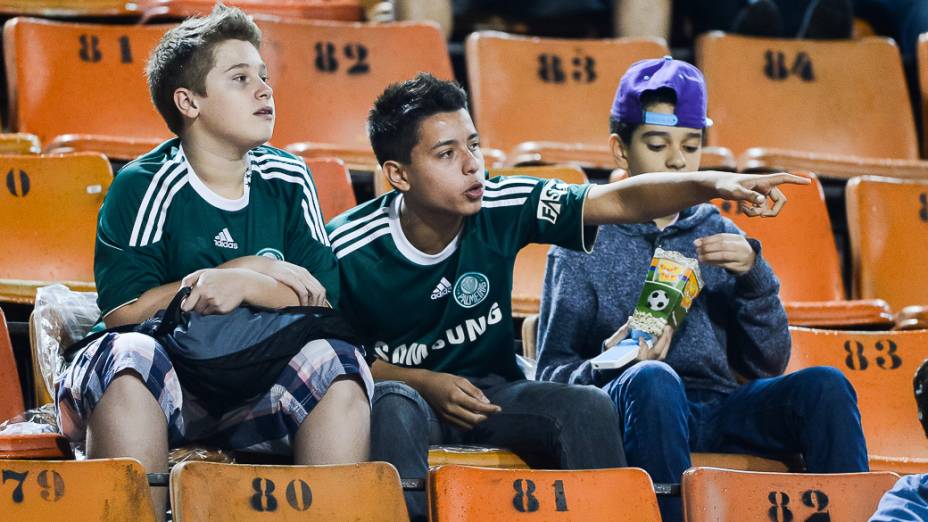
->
<box><xmin>465</xmin><ymin>31</ymin><xmax>668</xmax><ymax>169</ymax></box>
<box><xmin>0</xmin><ymin>309</ymin><xmax>23</xmax><ymax>423</ymax></box>
<box><xmin>0</xmin><ymin>133</ymin><xmax>39</xmax><ymax>155</ymax></box>
<box><xmin>428</xmin><ymin>446</ymin><xmax>529</xmax><ymax>469</ymax></box>
<box><xmin>919</xmin><ymin>33</ymin><xmax>928</xmax><ymax>157</ymax></box>
<box><xmin>682</xmin><ymin>467</ymin><xmax>898</xmax><ymax>522</ymax></box>
<box><xmin>739</xmin><ymin>148</ymin><xmax>928</xmax><ymax>181</ymax></box>
<box><xmin>846</xmin><ymin>176</ymin><xmax>928</xmax><ymax>311</ymax></box>
<box><xmin>170</xmin><ymin>461</ymin><xmax>407</xmax><ymax>521</ymax></box>
<box><xmin>262</xmin><ymin>18</ymin><xmax>452</xmax><ymax>170</ymax></box>
<box><xmin>0</xmin><ymin>305</ymin><xmax>71</xmax><ymax>459</ymax></box>
<box><xmin>711</xmin><ymin>172</ymin><xmax>891</xmax><ymax>328</ymax></box>
<box><xmin>137</xmin><ymin>0</ymin><xmax>362</xmax><ymax>23</ymax></box>
<box><xmin>0</xmin><ymin>153</ymin><xmax>112</xmax><ymax>303</ymax></box>
<box><xmin>0</xmin><ymin>459</ymin><xmax>155</xmax><ymax>520</ymax></box>
<box><xmin>787</xmin><ymin>327</ymin><xmax>928</xmax><ymax>473</ymax></box>
<box><xmin>428</xmin><ymin>465</ymin><xmax>661</xmax><ymax>521</ymax></box>
<box><xmin>0</xmin><ymin>0</ymin><xmax>139</xmax><ymax>17</ymax></box>
<box><xmin>696</xmin><ymin>33</ymin><xmax>919</xmax><ymax>173</ymax></box>
<box><xmin>3</xmin><ymin>18</ymin><xmax>171</xmax><ymax>160</ymax></box>
<box><xmin>302</xmin><ymin>157</ymin><xmax>356</xmax><ymax>220</ymax></box>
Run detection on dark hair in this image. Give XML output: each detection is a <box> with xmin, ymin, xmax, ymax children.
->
<box><xmin>146</xmin><ymin>3</ymin><xmax>262</xmax><ymax>135</ymax></box>
<box><xmin>609</xmin><ymin>87</ymin><xmax>678</xmax><ymax>144</ymax></box>
<box><xmin>368</xmin><ymin>72</ymin><xmax>469</xmax><ymax>165</ymax></box>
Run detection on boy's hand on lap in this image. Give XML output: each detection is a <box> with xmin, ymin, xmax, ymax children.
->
<box><xmin>181</xmin><ymin>268</ymin><xmax>255</xmax><ymax>315</ymax></box>
<box><xmin>259</xmin><ymin>260</ymin><xmax>329</xmax><ymax>307</ymax></box>
<box><xmin>416</xmin><ymin>371</ymin><xmax>502</xmax><ymax>430</ymax></box>
<box><xmin>695</xmin><ymin>234</ymin><xmax>756</xmax><ymax>275</ymax></box>
<box><xmin>606</xmin><ymin>320</ymin><xmax>673</xmax><ymax>362</ymax></box>
<box><xmin>221</xmin><ymin>256</ymin><xmax>329</xmax><ymax>307</ymax></box>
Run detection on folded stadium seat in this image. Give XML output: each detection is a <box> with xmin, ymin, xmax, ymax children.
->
<box><xmin>0</xmin><ymin>133</ymin><xmax>39</xmax><ymax>155</ymax></box>
<box><xmin>712</xmin><ymin>171</ymin><xmax>891</xmax><ymax>328</ymax></box>
<box><xmin>920</xmin><ymin>33</ymin><xmax>928</xmax><ymax>157</ymax></box>
<box><xmin>170</xmin><ymin>461</ymin><xmax>407</xmax><ymax>521</ymax></box>
<box><xmin>300</xmin><ymin>157</ymin><xmax>356</xmax><ymax>220</ymax></box>
<box><xmin>264</xmin><ymin>18</ymin><xmax>454</xmax><ymax>171</ymax></box>
<box><xmin>788</xmin><ymin>326</ymin><xmax>928</xmax><ymax>473</ymax></box>
<box><xmin>0</xmin><ymin>0</ymin><xmax>139</xmax><ymax>17</ymax></box>
<box><xmin>3</xmin><ymin>18</ymin><xmax>171</xmax><ymax>161</ymax></box>
<box><xmin>428</xmin><ymin>446</ymin><xmax>529</xmax><ymax>469</ymax></box>
<box><xmin>0</xmin><ymin>308</ymin><xmax>24</xmax><ymax>423</ymax></box>
<box><xmin>846</xmin><ymin>176</ymin><xmax>928</xmax><ymax>313</ymax></box>
<box><xmin>0</xmin><ymin>154</ymin><xmax>111</xmax><ymax>304</ymax></box>
<box><xmin>428</xmin><ymin>465</ymin><xmax>661</xmax><ymax>521</ymax></box>
<box><xmin>895</xmin><ymin>305</ymin><xmax>928</xmax><ymax>330</ymax></box>
<box><xmin>739</xmin><ymin>148</ymin><xmax>928</xmax><ymax>181</ymax></box>
<box><xmin>137</xmin><ymin>0</ymin><xmax>362</xmax><ymax>23</ymax></box>
<box><xmin>682</xmin><ymin>467</ymin><xmax>899</xmax><ymax>522</ymax></box>
<box><xmin>0</xmin><ymin>458</ymin><xmax>156</xmax><ymax>519</ymax></box>
<box><xmin>465</xmin><ymin>31</ymin><xmax>668</xmax><ymax>170</ymax></box>
<box><xmin>696</xmin><ymin>32</ymin><xmax>928</xmax><ymax>180</ymax></box>
<box><xmin>0</xmin><ymin>307</ymin><xmax>72</xmax><ymax>460</ymax></box>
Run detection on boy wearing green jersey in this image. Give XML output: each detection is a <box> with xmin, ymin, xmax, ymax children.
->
<box><xmin>326</xmin><ymin>73</ymin><xmax>808</xmax><ymax>521</ymax></box>
<box><xmin>56</xmin><ymin>7</ymin><xmax>371</xmax><ymax>520</ymax></box>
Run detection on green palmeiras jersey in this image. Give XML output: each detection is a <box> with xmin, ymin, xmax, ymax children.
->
<box><xmin>326</xmin><ymin>175</ymin><xmax>596</xmax><ymax>380</ymax></box>
<box><xmin>95</xmin><ymin>138</ymin><xmax>338</xmax><ymax>317</ymax></box>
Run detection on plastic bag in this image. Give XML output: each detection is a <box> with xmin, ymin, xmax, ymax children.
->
<box><xmin>169</xmin><ymin>446</ymin><xmax>235</xmax><ymax>466</ymax></box>
<box><xmin>32</xmin><ymin>284</ymin><xmax>100</xmax><ymax>400</ymax></box>
<box><xmin>0</xmin><ymin>403</ymin><xmax>59</xmax><ymax>435</ymax></box>
<box><xmin>516</xmin><ymin>354</ymin><xmax>536</xmax><ymax>380</ymax></box>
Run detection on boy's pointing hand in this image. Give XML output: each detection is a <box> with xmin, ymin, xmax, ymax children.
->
<box><xmin>709</xmin><ymin>172</ymin><xmax>809</xmax><ymax>218</ymax></box>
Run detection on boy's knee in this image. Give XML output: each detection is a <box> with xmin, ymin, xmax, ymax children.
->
<box><xmin>614</xmin><ymin>360</ymin><xmax>685</xmax><ymax>402</ymax></box>
<box><xmin>325</xmin><ymin>376</ymin><xmax>371</xmax><ymax>410</ymax></box>
<box><xmin>556</xmin><ymin>385</ymin><xmax>619</xmax><ymax>425</ymax></box>
<box><xmin>108</xmin><ymin>332</ymin><xmax>165</xmax><ymax>359</ymax></box>
<box><xmin>372</xmin><ymin>381</ymin><xmax>430</xmax><ymax>425</ymax></box>
<box><xmin>793</xmin><ymin>366</ymin><xmax>857</xmax><ymax>402</ymax></box>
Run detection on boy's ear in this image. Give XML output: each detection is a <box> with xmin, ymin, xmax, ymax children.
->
<box><xmin>608</xmin><ymin>133</ymin><xmax>629</xmax><ymax>170</ymax></box>
<box><xmin>173</xmin><ymin>88</ymin><xmax>200</xmax><ymax>119</ymax></box>
<box><xmin>383</xmin><ymin>160</ymin><xmax>410</xmax><ymax>193</ymax></box>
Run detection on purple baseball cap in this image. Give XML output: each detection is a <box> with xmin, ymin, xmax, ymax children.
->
<box><xmin>611</xmin><ymin>55</ymin><xmax>712</xmax><ymax>129</ymax></box>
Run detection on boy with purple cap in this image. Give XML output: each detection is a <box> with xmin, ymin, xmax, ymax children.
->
<box><xmin>535</xmin><ymin>56</ymin><xmax>869</xmax><ymax>522</ymax></box>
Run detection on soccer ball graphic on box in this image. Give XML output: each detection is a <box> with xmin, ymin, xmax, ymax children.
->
<box><xmin>631</xmin><ymin>249</ymin><xmax>704</xmax><ymax>335</ymax></box>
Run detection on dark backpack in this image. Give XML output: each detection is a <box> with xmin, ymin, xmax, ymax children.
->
<box><xmin>66</xmin><ymin>287</ymin><xmax>368</xmax><ymax>416</ymax></box>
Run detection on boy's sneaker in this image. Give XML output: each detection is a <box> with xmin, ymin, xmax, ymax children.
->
<box><xmin>797</xmin><ymin>0</ymin><xmax>853</xmax><ymax>39</ymax></box>
<box><xmin>731</xmin><ymin>0</ymin><xmax>784</xmax><ymax>38</ymax></box>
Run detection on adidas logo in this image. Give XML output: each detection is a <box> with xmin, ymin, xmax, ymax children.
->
<box><xmin>430</xmin><ymin>277</ymin><xmax>452</xmax><ymax>300</ymax></box>
<box><xmin>214</xmin><ymin>227</ymin><xmax>239</xmax><ymax>249</ymax></box>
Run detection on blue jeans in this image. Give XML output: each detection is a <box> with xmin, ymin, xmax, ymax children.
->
<box><xmin>371</xmin><ymin>375</ymin><xmax>627</xmax><ymax>522</ymax></box>
<box><xmin>604</xmin><ymin>361</ymin><xmax>869</xmax><ymax>522</ymax></box>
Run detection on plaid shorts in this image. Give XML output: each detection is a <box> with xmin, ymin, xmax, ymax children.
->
<box><xmin>56</xmin><ymin>331</ymin><xmax>373</xmax><ymax>455</ymax></box>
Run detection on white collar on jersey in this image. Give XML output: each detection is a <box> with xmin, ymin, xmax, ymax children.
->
<box><xmin>388</xmin><ymin>193</ymin><xmax>462</xmax><ymax>266</ymax></box>
<box><xmin>180</xmin><ymin>144</ymin><xmax>253</xmax><ymax>212</ymax></box>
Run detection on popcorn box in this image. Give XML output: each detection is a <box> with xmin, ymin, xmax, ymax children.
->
<box><xmin>629</xmin><ymin>248</ymin><xmax>704</xmax><ymax>336</ymax></box>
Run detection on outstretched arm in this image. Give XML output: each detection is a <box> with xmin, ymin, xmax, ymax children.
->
<box><xmin>583</xmin><ymin>171</ymin><xmax>809</xmax><ymax>225</ymax></box>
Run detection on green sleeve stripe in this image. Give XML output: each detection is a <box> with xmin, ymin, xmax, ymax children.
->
<box><xmin>334</xmin><ymin>222</ymin><xmax>392</xmax><ymax>259</ymax></box>
<box><xmin>129</xmin><ymin>155</ymin><xmax>187</xmax><ymax>248</ymax></box>
<box><xmin>329</xmin><ymin>206</ymin><xmax>390</xmax><ymax>243</ymax></box>
<box><xmin>332</xmin><ymin>214</ymin><xmax>390</xmax><ymax>252</ymax></box>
